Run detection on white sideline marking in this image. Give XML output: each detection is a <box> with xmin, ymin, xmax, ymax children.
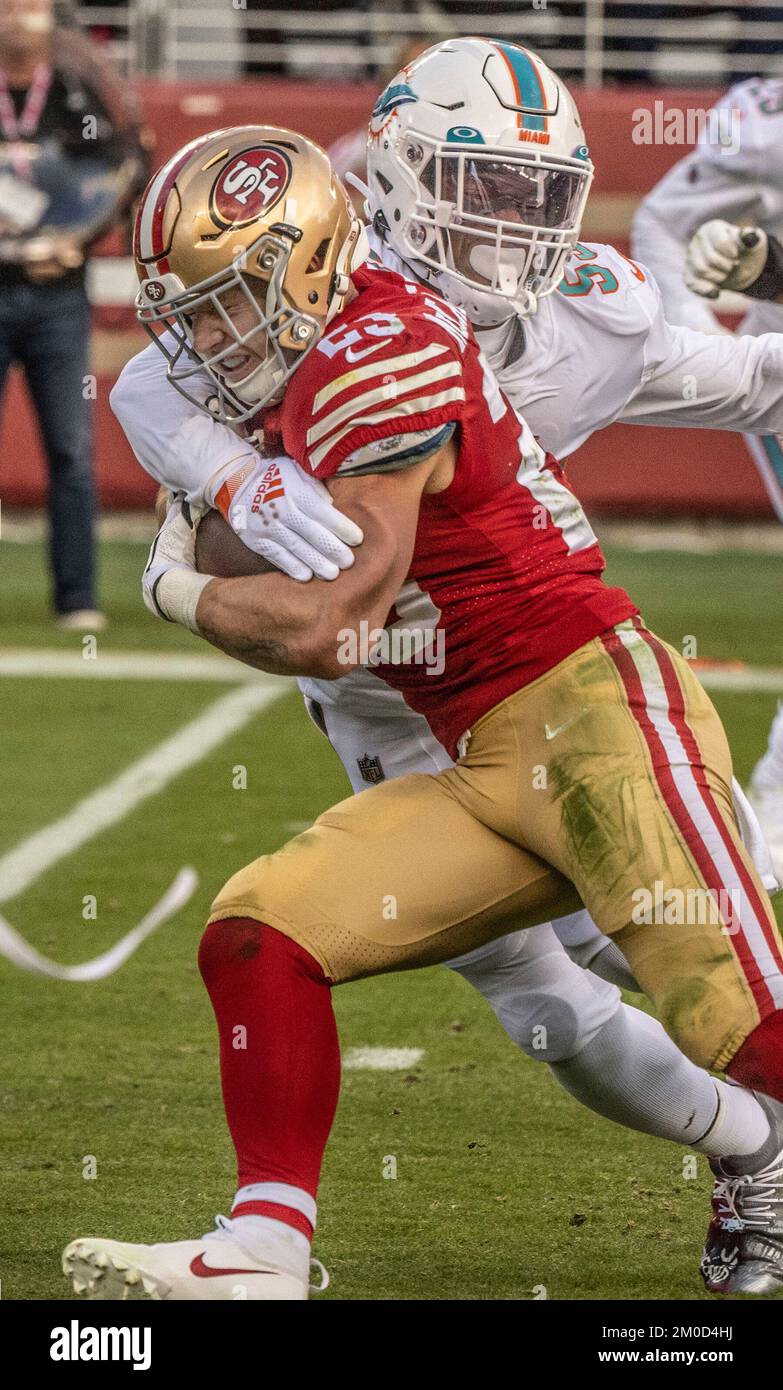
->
<box><xmin>0</xmin><ymin>680</ymin><xmax>286</xmax><ymax>906</ymax></box>
<box><xmin>343</xmin><ymin>1047</ymin><xmax>424</xmax><ymax>1071</ymax></box>
<box><xmin>0</xmin><ymin>647</ymin><xmax>262</xmax><ymax>683</ymax></box>
<box><xmin>0</xmin><ymin>867</ymin><xmax>198</xmax><ymax>980</ymax></box>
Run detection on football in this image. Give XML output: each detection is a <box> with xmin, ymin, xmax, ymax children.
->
<box><xmin>194</xmin><ymin>508</ymin><xmax>279</xmax><ymax>577</ymax></box>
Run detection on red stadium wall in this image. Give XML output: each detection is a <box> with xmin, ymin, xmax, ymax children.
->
<box><xmin>1</xmin><ymin>80</ymin><xmax>775</xmax><ymax>518</ymax></box>
<box><xmin>137</xmin><ymin>80</ymin><xmax>724</xmax><ymax>197</ymax></box>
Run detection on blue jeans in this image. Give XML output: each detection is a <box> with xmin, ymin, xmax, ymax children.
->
<box><xmin>0</xmin><ymin>280</ymin><xmax>97</xmax><ymax>613</ymax></box>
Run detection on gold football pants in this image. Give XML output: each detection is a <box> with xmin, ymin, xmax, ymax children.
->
<box><xmin>210</xmin><ymin>619</ymin><xmax>783</xmax><ymax>1071</ymax></box>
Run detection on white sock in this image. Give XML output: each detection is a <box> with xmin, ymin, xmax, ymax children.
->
<box><xmin>230</xmin><ymin>1215</ymin><xmax>310</xmax><ymax>1281</ymax></box>
<box><xmin>552</xmin><ymin>1005</ymin><xmax>771</xmax><ymax>1158</ymax></box>
<box><xmin>693</xmin><ymin>1078</ymin><xmax>772</xmax><ymax>1160</ymax></box>
<box><xmin>230</xmin><ymin>1182</ymin><xmax>314</xmax><ymax>1282</ymax></box>
<box><xmin>551</xmin><ymin>1005</ymin><xmax>727</xmax><ymax>1146</ymax></box>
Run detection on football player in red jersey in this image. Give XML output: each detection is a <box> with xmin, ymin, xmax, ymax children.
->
<box><xmin>64</xmin><ymin>128</ymin><xmax>783</xmax><ymax>1300</ymax></box>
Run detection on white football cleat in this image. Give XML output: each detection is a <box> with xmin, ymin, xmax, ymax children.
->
<box><xmin>63</xmin><ymin>1216</ymin><xmax>327</xmax><ymax>1301</ymax></box>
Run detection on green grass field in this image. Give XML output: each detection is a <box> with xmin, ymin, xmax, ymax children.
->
<box><xmin>1</xmin><ymin>534</ymin><xmax>781</xmax><ymax>1302</ymax></box>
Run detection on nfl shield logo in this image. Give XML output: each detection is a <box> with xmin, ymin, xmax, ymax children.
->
<box><xmin>357</xmin><ymin>753</ymin><xmax>385</xmax><ymax>785</ymax></box>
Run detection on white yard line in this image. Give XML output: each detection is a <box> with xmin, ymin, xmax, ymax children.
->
<box><xmin>2</xmin><ymin>646</ymin><xmax>783</xmax><ymax>694</ymax></box>
<box><xmin>0</xmin><ymin>648</ymin><xmax>779</xmax><ymax>912</ymax></box>
<box><xmin>343</xmin><ymin>1047</ymin><xmax>424</xmax><ymax>1071</ymax></box>
<box><xmin>0</xmin><ymin>680</ymin><xmax>286</xmax><ymax>906</ymax></box>
<box><xmin>597</xmin><ymin>521</ymin><xmax>783</xmax><ymax>554</ymax></box>
<box><xmin>697</xmin><ymin>667</ymin><xmax>783</xmax><ymax>695</ymax></box>
<box><xmin>0</xmin><ymin>648</ymin><xmax>262</xmax><ymax>683</ymax></box>
<box><xmin>0</xmin><ymin>867</ymin><xmax>199</xmax><ymax>981</ymax></box>
<box><xmin>4</xmin><ymin>513</ymin><xmax>783</xmax><ymax>551</ymax></box>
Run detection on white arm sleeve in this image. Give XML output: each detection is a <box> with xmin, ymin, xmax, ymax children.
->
<box><xmin>622</xmin><ymin>297</ymin><xmax>783</xmax><ymax>434</ymax></box>
<box><xmin>110</xmin><ymin>337</ymin><xmax>258</xmax><ymax>506</ymax></box>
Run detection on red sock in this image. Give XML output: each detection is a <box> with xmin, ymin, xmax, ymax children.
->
<box><xmin>727</xmin><ymin>1010</ymin><xmax>783</xmax><ymax>1104</ymax></box>
<box><xmin>198</xmin><ymin>919</ymin><xmax>340</xmax><ymax>1201</ymax></box>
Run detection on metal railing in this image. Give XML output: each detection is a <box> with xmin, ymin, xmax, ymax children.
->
<box><xmin>75</xmin><ymin>1</ymin><xmax>783</xmax><ymax>86</ymax></box>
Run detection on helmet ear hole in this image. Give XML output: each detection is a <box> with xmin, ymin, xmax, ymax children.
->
<box><xmin>419</xmin><ymin>159</ymin><xmax>436</xmax><ymax>195</ymax></box>
<box><xmin>307</xmin><ymin>238</ymin><xmax>331</xmax><ymax>274</ymax></box>
<box><xmin>372</xmin><ymin>208</ymin><xmax>391</xmax><ymax>243</ymax></box>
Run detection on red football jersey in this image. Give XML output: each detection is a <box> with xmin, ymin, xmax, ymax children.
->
<box><xmin>262</xmin><ymin>262</ymin><xmax>637</xmax><ymax>757</ymax></box>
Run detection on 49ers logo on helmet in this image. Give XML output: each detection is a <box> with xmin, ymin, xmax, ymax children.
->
<box><xmin>210</xmin><ymin>146</ymin><xmax>292</xmax><ymax>231</ymax></box>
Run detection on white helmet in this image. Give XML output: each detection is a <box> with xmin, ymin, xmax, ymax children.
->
<box><xmin>367</xmin><ymin>36</ymin><xmax>594</xmax><ymax>324</ymax></box>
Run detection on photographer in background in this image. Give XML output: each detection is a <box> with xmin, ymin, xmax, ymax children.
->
<box><xmin>0</xmin><ymin>0</ymin><xmax>147</xmax><ymax>629</ymax></box>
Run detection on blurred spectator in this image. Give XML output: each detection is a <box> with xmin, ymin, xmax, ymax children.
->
<box><xmin>0</xmin><ymin>0</ymin><xmax>147</xmax><ymax>629</ymax></box>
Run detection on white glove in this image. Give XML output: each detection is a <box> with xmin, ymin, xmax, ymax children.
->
<box><xmin>685</xmin><ymin>219</ymin><xmax>769</xmax><ymax>298</ymax></box>
<box><xmin>206</xmin><ymin>452</ymin><xmax>363</xmax><ymax>583</ymax></box>
<box><xmin>143</xmin><ymin>498</ymin><xmax>213</xmax><ymax>632</ymax></box>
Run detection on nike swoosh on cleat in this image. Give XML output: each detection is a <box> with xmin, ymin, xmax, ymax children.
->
<box><xmin>190</xmin><ymin>1254</ymin><xmax>281</xmax><ymax>1279</ymax></box>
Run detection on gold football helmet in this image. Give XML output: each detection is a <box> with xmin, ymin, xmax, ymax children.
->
<box><xmin>133</xmin><ymin>126</ymin><xmax>368</xmax><ymax>424</ymax></box>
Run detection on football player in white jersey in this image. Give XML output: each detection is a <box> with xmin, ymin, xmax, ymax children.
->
<box><xmin>110</xmin><ymin>41</ymin><xmax>783</xmax><ymax>1294</ymax></box>
<box><xmin>632</xmin><ymin>74</ymin><xmax>783</xmax><ymax>890</ymax></box>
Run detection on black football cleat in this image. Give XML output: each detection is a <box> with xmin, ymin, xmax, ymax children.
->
<box><xmin>700</xmin><ymin>1094</ymin><xmax>783</xmax><ymax>1295</ymax></box>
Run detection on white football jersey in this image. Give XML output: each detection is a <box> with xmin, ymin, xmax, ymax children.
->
<box><xmin>632</xmin><ymin>77</ymin><xmax>783</xmax><ymax>333</ymax></box>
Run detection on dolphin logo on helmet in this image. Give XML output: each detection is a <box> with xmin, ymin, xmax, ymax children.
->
<box><xmin>370</xmin><ymin>82</ymin><xmax>419</xmax><ymax>136</ymax></box>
